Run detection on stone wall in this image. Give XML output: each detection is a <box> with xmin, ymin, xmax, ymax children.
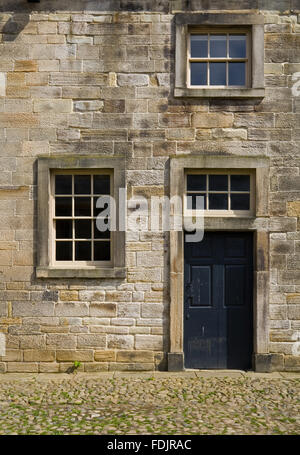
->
<box><xmin>0</xmin><ymin>0</ymin><xmax>300</xmax><ymax>372</ymax></box>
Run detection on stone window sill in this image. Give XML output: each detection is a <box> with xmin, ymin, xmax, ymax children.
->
<box><xmin>36</xmin><ymin>267</ymin><xmax>126</xmax><ymax>279</ymax></box>
<box><xmin>174</xmin><ymin>88</ymin><xmax>265</xmax><ymax>98</ymax></box>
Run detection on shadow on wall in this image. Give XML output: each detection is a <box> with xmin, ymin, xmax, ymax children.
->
<box><xmin>0</xmin><ymin>0</ymin><xmax>298</xmax><ymax>41</ymax></box>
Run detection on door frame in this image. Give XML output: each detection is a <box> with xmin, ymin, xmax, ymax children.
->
<box><xmin>168</xmin><ymin>155</ymin><xmax>270</xmax><ymax>371</ymax></box>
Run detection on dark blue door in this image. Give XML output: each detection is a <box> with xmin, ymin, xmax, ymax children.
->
<box><xmin>184</xmin><ymin>232</ymin><xmax>253</xmax><ymax>369</ymax></box>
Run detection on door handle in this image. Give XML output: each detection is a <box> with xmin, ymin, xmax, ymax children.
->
<box><xmin>186</xmin><ymin>314</ymin><xmax>190</xmax><ymax>320</ymax></box>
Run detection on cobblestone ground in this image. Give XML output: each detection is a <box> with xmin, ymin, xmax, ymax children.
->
<box><xmin>0</xmin><ymin>371</ymin><xmax>299</xmax><ymax>435</ymax></box>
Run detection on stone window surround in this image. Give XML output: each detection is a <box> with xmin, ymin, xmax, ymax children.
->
<box><xmin>174</xmin><ymin>13</ymin><xmax>265</xmax><ymax>98</ymax></box>
<box><xmin>168</xmin><ymin>154</ymin><xmax>271</xmax><ymax>372</ymax></box>
<box><xmin>36</xmin><ymin>155</ymin><xmax>126</xmax><ymax>279</ymax></box>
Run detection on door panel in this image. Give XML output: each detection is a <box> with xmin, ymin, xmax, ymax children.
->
<box><xmin>184</xmin><ymin>232</ymin><xmax>253</xmax><ymax>370</ymax></box>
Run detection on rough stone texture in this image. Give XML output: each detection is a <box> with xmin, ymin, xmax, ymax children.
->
<box><xmin>0</xmin><ymin>2</ymin><xmax>299</xmax><ymax>372</ymax></box>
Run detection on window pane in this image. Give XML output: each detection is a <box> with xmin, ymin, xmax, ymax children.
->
<box><xmin>209</xmin><ymin>175</ymin><xmax>228</xmax><ymax>191</ymax></box>
<box><xmin>55</xmin><ymin>175</ymin><xmax>72</xmax><ymax>195</ymax></box>
<box><xmin>210</xmin><ymin>35</ymin><xmax>227</xmax><ymax>57</ymax></box>
<box><xmin>210</xmin><ymin>62</ymin><xmax>226</xmax><ymax>86</ymax></box>
<box><xmin>94</xmin><ymin>175</ymin><xmax>110</xmax><ymax>195</ymax></box>
<box><xmin>75</xmin><ymin>220</ymin><xmax>91</xmax><ymax>239</ymax></box>
<box><xmin>94</xmin><ymin>241</ymin><xmax>111</xmax><ymax>261</ymax></box>
<box><xmin>55</xmin><ymin>197</ymin><xmax>72</xmax><ymax>217</ymax></box>
<box><xmin>209</xmin><ymin>194</ymin><xmax>228</xmax><ymax>210</ymax></box>
<box><xmin>94</xmin><ymin>219</ymin><xmax>111</xmax><ymax>239</ymax></box>
<box><xmin>186</xmin><ymin>194</ymin><xmax>206</xmax><ymax>210</ymax></box>
<box><xmin>75</xmin><ymin>197</ymin><xmax>91</xmax><ymax>217</ymax></box>
<box><xmin>231</xmin><ymin>175</ymin><xmax>250</xmax><ymax>191</ymax></box>
<box><xmin>74</xmin><ymin>175</ymin><xmax>91</xmax><ymax>194</ymax></box>
<box><xmin>228</xmin><ymin>62</ymin><xmax>246</xmax><ymax>86</ymax></box>
<box><xmin>231</xmin><ymin>194</ymin><xmax>250</xmax><ymax>210</ymax></box>
<box><xmin>191</xmin><ymin>35</ymin><xmax>208</xmax><ymax>58</ymax></box>
<box><xmin>191</xmin><ymin>62</ymin><xmax>207</xmax><ymax>86</ymax></box>
<box><xmin>56</xmin><ymin>220</ymin><xmax>72</xmax><ymax>239</ymax></box>
<box><xmin>56</xmin><ymin>241</ymin><xmax>72</xmax><ymax>261</ymax></box>
<box><xmin>187</xmin><ymin>174</ymin><xmax>206</xmax><ymax>191</ymax></box>
<box><xmin>229</xmin><ymin>35</ymin><xmax>246</xmax><ymax>58</ymax></box>
<box><xmin>75</xmin><ymin>241</ymin><xmax>91</xmax><ymax>261</ymax></box>
<box><xmin>94</xmin><ymin>197</ymin><xmax>110</xmax><ymax>216</ymax></box>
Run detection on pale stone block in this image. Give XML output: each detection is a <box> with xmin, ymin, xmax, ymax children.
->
<box><xmin>107</xmin><ymin>334</ymin><xmax>134</xmax><ymax>349</ymax></box>
<box><xmin>39</xmin><ymin>363</ymin><xmax>60</xmax><ymax>372</ymax></box>
<box><xmin>55</xmin><ymin>302</ymin><xmax>89</xmax><ymax>317</ymax></box>
<box><xmin>135</xmin><ymin>335</ymin><xmax>163</xmax><ymax>350</ymax></box>
<box><xmin>90</xmin><ymin>303</ymin><xmax>116</xmax><ymax>317</ymax></box>
<box><xmin>33</xmin><ymin>99</ymin><xmax>72</xmax><ymax>113</ymax></box>
<box><xmin>118</xmin><ymin>73</ymin><xmax>149</xmax><ymax>86</ymax></box>
<box><xmin>19</xmin><ymin>335</ymin><xmax>46</xmax><ymax>349</ymax></box>
<box><xmin>56</xmin><ymin>350</ymin><xmax>93</xmax><ymax>361</ymax></box>
<box><xmin>73</xmin><ymin>100</ymin><xmax>103</xmax><ymax>112</ymax></box>
<box><xmin>13</xmin><ymin>302</ymin><xmax>55</xmax><ymax>317</ymax></box>
<box><xmin>23</xmin><ymin>350</ymin><xmax>56</xmax><ymax>362</ymax></box>
<box><xmin>47</xmin><ymin>334</ymin><xmax>76</xmax><ymax>349</ymax></box>
<box><xmin>7</xmin><ymin>362</ymin><xmax>38</xmax><ymax>373</ymax></box>
<box><xmin>77</xmin><ymin>334</ymin><xmax>106</xmax><ymax>348</ymax></box>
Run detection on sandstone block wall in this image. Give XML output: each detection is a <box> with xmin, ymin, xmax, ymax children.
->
<box><xmin>0</xmin><ymin>0</ymin><xmax>300</xmax><ymax>372</ymax></box>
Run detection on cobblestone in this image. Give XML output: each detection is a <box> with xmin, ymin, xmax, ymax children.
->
<box><xmin>0</xmin><ymin>372</ymin><xmax>299</xmax><ymax>435</ymax></box>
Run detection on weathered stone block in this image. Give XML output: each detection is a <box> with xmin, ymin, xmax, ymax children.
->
<box><xmin>23</xmin><ymin>350</ymin><xmax>56</xmax><ymax>362</ymax></box>
<box><xmin>94</xmin><ymin>350</ymin><xmax>116</xmax><ymax>361</ymax></box>
<box><xmin>56</xmin><ymin>350</ymin><xmax>93</xmax><ymax>362</ymax></box>
<box><xmin>55</xmin><ymin>303</ymin><xmax>89</xmax><ymax>317</ymax></box>
<box><xmin>116</xmin><ymin>350</ymin><xmax>154</xmax><ymax>362</ymax></box>
<box><xmin>7</xmin><ymin>362</ymin><xmax>38</xmax><ymax>373</ymax></box>
<box><xmin>107</xmin><ymin>334</ymin><xmax>134</xmax><ymax>349</ymax></box>
<box><xmin>89</xmin><ymin>303</ymin><xmax>116</xmax><ymax>317</ymax></box>
<box><xmin>192</xmin><ymin>113</ymin><xmax>233</xmax><ymax>128</ymax></box>
<box><xmin>13</xmin><ymin>302</ymin><xmax>55</xmax><ymax>317</ymax></box>
<box><xmin>47</xmin><ymin>334</ymin><xmax>76</xmax><ymax>349</ymax></box>
<box><xmin>77</xmin><ymin>334</ymin><xmax>106</xmax><ymax>348</ymax></box>
<box><xmin>33</xmin><ymin>99</ymin><xmax>72</xmax><ymax>113</ymax></box>
<box><xmin>135</xmin><ymin>335</ymin><xmax>163</xmax><ymax>350</ymax></box>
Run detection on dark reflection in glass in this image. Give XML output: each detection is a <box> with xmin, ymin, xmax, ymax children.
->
<box><xmin>94</xmin><ymin>219</ymin><xmax>111</xmax><ymax>239</ymax></box>
<box><xmin>191</xmin><ymin>62</ymin><xmax>207</xmax><ymax>86</ymax></box>
<box><xmin>229</xmin><ymin>62</ymin><xmax>246</xmax><ymax>86</ymax></box>
<box><xmin>56</xmin><ymin>220</ymin><xmax>72</xmax><ymax>239</ymax></box>
<box><xmin>187</xmin><ymin>194</ymin><xmax>206</xmax><ymax>210</ymax></box>
<box><xmin>231</xmin><ymin>175</ymin><xmax>250</xmax><ymax>191</ymax></box>
<box><xmin>191</xmin><ymin>35</ymin><xmax>208</xmax><ymax>58</ymax></box>
<box><xmin>210</xmin><ymin>35</ymin><xmax>227</xmax><ymax>57</ymax></box>
<box><xmin>55</xmin><ymin>197</ymin><xmax>72</xmax><ymax>217</ymax></box>
<box><xmin>94</xmin><ymin>175</ymin><xmax>110</xmax><ymax>195</ymax></box>
<box><xmin>187</xmin><ymin>174</ymin><xmax>206</xmax><ymax>191</ymax></box>
<box><xmin>94</xmin><ymin>197</ymin><xmax>110</xmax><ymax>217</ymax></box>
<box><xmin>75</xmin><ymin>220</ymin><xmax>91</xmax><ymax>239</ymax></box>
<box><xmin>209</xmin><ymin>175</ymin><xmax>228</xmax><ymax>191</ymax></box>
<box><xmin>231</xmin><ymin>194</ymin><xmax>250</xmax><ymax>210</ymax></box>
<box><xmin>210</xmin><ymin>62</ymin><xmax>226</xmax><ymax>86</ymax></box>
<box><xmin>94</xmin><ymin>241</ymin><xmax>111</xmax><ymax>261</ymax></box>
<box><xmin>55</xmin><ymin>175</ymin><xmax>72</xmax><ymax>195</ymax></box>
<box><xmin>209</xmin><ymin>194</ymin><xmax>228</xmax><ymax>210</ymax></box>
<box><xmin>74</xmin><ymin>175</ymin><xmax>91</xmax><ymax>194</ymax></box>
<box><xmin>75</xmin><ymin>197</ymin><xmax>91</xmax><ymax>217</ymax></box>
<box><xmin>75</xmin><ymin>242</ymin><xmax>91</xmax><ymax>261</ymax></box>
<box><xmin>229</xmin><ymin>35</ymin><xmax>246</xmax><ymax>58</ymax></box>
<box><xmin>56</xmin><ymin>241</ymin><xmax>72</xmax><ymax>261</ymax></box>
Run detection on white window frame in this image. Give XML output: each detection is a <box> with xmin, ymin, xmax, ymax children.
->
<box><xmin>184</xmin><ymin>169</ymin><xmax>255</xmax><ymax>217</ymax></box>
<box><xmin>187</xmin><ymin>28</ymin><xmax>251</xmax><ymax>89</ymax></box>
<box><xmin>51</xmin><ymin>169</ymin><xmax>113</xmax><ymax>268</ymax></box>
<box><xmin>174</xmin><ymin>13</ymin><xmax>265</xmax><ymax>98</ymax></box>
<box><xmin>36</xmin><ymin>155</ymin><xmax>126</xmax><ymax>279</ymax></box>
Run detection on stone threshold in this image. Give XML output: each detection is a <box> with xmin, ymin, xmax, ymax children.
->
<box><xmin>0</xmin><ymin>370</ymin><xmax>299</xmax><ymax>382</ymax></box>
